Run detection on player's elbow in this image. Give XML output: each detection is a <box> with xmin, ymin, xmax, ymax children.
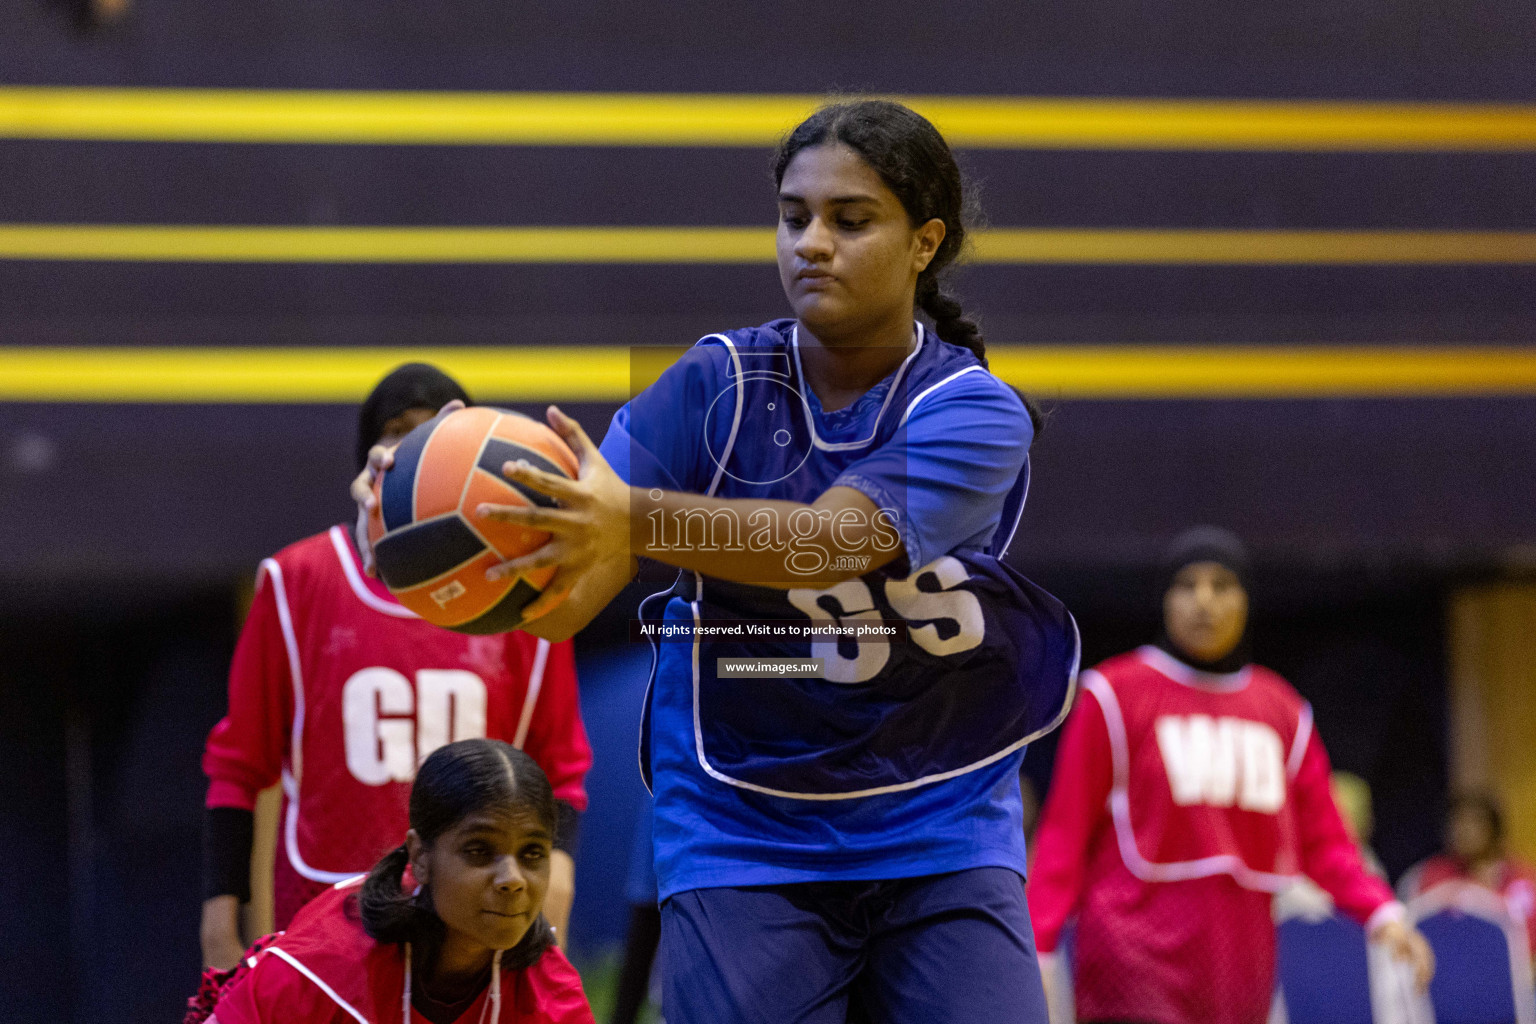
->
<box><xmin>814</xmin><ymin>531</ymin><xmax>904</xmax><ymax>585</ymax></box>
<box><xmin>781</xmin><ymin>552</ymin><xmax>899</xmax><ymax>589</ymax></box>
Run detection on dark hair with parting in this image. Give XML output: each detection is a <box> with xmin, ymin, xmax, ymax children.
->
<box><xmin>356</xmin><ymin>738</ymin><xmax>557</xmax><ymax>973</ymax></box>
<box><xmin>774</xmin><ymin>99</ymin><xmax>1044</xmax><ymax>433</ymax></box>
<box><xmin>355</xmin><ymin>362</ymin><xmax>472</xmax><ymax>471</ymax></box>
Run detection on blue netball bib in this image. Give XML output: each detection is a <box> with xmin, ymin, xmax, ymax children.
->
<box><xmin>603</xmin><ymin>320</ymin><xmax>1078</xmax><ymax>895</ymax></box>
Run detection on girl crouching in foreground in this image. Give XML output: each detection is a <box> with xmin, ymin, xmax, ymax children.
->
<box><xmin>190</xmin><ymin>739</ymin><xmax>593</xmax><ymax>1024</ymax></box>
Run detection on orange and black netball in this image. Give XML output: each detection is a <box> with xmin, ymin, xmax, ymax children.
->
<box><xmin>368</xmin><ymin>407</ymin><xmax>577</xmax><ymax>633</ymax></box>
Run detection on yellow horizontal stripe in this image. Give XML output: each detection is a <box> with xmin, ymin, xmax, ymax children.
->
<box><xmin>2</xmin><ymin>346</ymin><xmax>1534</xmax><ymax>403</ymax></box>
<box><xmin>3</xmin><ymin>225</ymin><xmax>1535</xmax><ymax>264</ymax></box>
<box><xmin>973</xmin><ymin>230</ymin><xmax>1536</xmax><ymax>264</ymax></box>
<box><xmin>0</xmin><ymin>225</ymin><xmax>774</xmax><ymax>263</ymax></box>
<box><xmin>986</xmin><ymin>347</ymin><xmax>1536</xmax><ymax>398</ymax></box>
<box><xmin>2</xmin><ymin>87</ymin><xmax>1536</xmax><ymax>151</ymax></box>
<box><xmin>0</xmin><ymin>348</ymin><xmax>632</xmax><ymax>403</ymax></box>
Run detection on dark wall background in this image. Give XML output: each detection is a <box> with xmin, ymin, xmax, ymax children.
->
<box><xmin>7</xmin><ymin>0</ymin><xmax>1536</xmax><ymax>96</ymax></box>
<box><xmin>2</xmin><ymin>0</ymin><xmax>1533</xmax><ymax>1020</ymax></box>
<box><xmin>0</xmin><ymin>593</ymin><xmax>233</xmax><ymax>1023</ymax></box>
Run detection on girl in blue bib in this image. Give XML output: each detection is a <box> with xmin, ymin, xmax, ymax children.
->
<box><xmin>363</xmin><ymin>99</ymin><xmax>1077</xmax><ymax>1024</ymax></box>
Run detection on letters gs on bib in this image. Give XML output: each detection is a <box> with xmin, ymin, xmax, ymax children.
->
<box><xmin>788</xmin><ymin>555</ymin><xmax>983</xmax><ymax>684</ymax></box>
<box><xmin>691</xmin><ymin>549</ymin><xmax>1078</xmax><ymax>796</ymax></box>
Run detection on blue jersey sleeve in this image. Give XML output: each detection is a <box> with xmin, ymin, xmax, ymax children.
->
<box><xmin>598</xmin><ymin>342</ymin><xmax>726</xmax><ymax>493</ymax></box>
<box><xmin>831</xmin><ymin>370</ymin><xmax>1032</xmax><ymax>568</ymax></box>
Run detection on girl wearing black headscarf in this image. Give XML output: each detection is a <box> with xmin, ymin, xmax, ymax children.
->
<box><xmin>1027</xmin><ymin>527</ymin><xmax>1432</xmax><ymax>1024</ymax></box>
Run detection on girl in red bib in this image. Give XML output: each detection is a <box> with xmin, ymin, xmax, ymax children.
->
<box><xmin>1027</xmin><ymin>528</ymin><xmax>1432</xmax><ymax>1024</ymax></box>
<box><xmin>191</xmin><ymin>739</ymin><xmax>593</xmax><ymax>1024</ymax></box>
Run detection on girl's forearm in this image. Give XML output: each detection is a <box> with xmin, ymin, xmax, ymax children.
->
<box><xmin>629</xmin><ymin>486</ymin><xmax>902</xmax><ymax>588</ymax></box>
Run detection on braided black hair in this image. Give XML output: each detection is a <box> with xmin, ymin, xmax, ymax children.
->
<box><xmin>355</xmin><ymin>739</ymin><xmax>557</xmax><ymax>975</ymax></box>
<box><xmin>773</xmin><ymin>99</ymin><xmax>1042</xmax><ymax>432</ymax></box>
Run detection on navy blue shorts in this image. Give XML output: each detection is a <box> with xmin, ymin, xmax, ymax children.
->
<box><xmin>659</xmin><ymin>867</ymin><xmax>1048</xmax><ymax>1024</ymax></box>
